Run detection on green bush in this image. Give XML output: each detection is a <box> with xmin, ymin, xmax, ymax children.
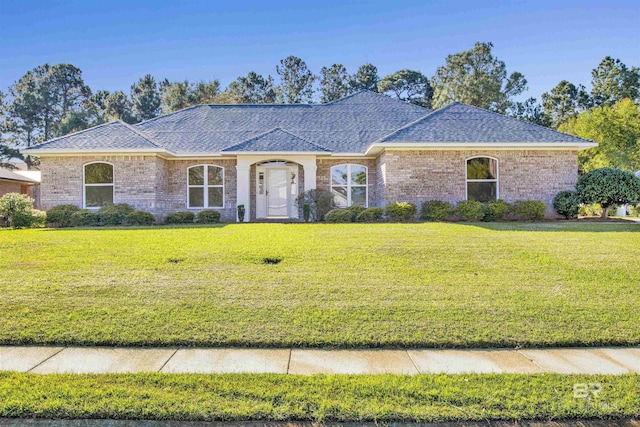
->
<box><xmin>579</xmin><ymin>203</ymin><xmax>603</xmax><ymax>217</ymax></box>
<box><xmin>553</xmin><ymin>191</ymin><xmax>581</xmax><ymax>219</ymax></box>
<box><xmin>576</xmin><ymin>167</ymin><xmax>640</xmax><ymax>217</ymax></box>
<box><xmin>455</xmin><ymin>200</ymin><xmax>485</xmax><ymax>221</ymax></box>
<box><xmin>126</xmin><ymin>210</ymin><xmax>155</xmax><ymax>226</ymax></box>
<box><xmin>483</xmin><ymin>199</ymin><xmax>510</xmax><ymax>222</ymax></box>
<box><xmin>70</xmin><ymin>209</ymin><xmax>99</xmax><ymax>227</ymax></box>
<box><xmin>12</xmin><ymin>208</ymin><xmax>47</xmax><ymax>228</ymax></box>
<box><xmin>97</xmin><ymin>204</ymin><xmax>135</xmax><ymax>225</ymax></box>
<box><xmin>0</xmin><ymin>193</ymin><xmax>37</xmax><ymax>228</ymax></box>
<box><xmin>46</xmin><ymin>204</ymin><xmax>82</xmax><ymax>227</ymax></box>
<box><xmin>356</xmin><ymin>207</ymin><xmax>385</xmax><ymax>222</ymax></box>
<box><xmin>296</xmin><ymin>189</ymin><xmax>335</xmax><ymax>221</ymax></box>
<box><xmin>385</xmin><ymin>202</ymin><xmax>416</xmax><ymax>222</ymax></box>
<box><xmin>196</xmin><ymin>210</ymin><xmax>221</xmax><ymax>224</ymax></box>
<box><xmin>345</xmin><ymin>205</ymin><xmax>367</xmax><ymax>221</ymax></box>
<box><xmin>165</xmin><ymin>211</ymin><xmax>195</xmax><ymax>224</ymax></box>
<box><xmin>324</xmin><ymin>208</ymin><xmax>354</xmax><ymax>223</ymax></box>
<box><xmin>628</xmin><ymin>204</ymin><xmax>639</xmax><ymax>217</ymax></box>
<box><xmin>420</xmin><ymin>200</ymin><xmax>453</xmax><ymax>221</ymax></box>
<box><xmin>511</xmin><ymin>200</ymin><xmax>546</xmax><ymax>220</ymax></box>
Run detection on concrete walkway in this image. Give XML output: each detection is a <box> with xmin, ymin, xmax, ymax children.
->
<box><xmin>1</xmin><ymin>346</ymin><xmax>638</xmax><ymax>375</ymax></box>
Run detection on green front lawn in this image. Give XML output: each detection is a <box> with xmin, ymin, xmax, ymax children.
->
<box><xmin>0</xmin><ymin>222</ymin><xmax>638</xmax><ymax>347</ymax></box>
<box><xmin>1</xmin><ymin>373</ymin><xmax>637</xmax><ymax>421</ymax></box>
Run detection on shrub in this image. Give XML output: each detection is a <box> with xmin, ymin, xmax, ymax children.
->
<box><xmin>46</xmin><ymin>204</ymin><xmax>82</xmax><ymax>227</ymax></box>
<box><xmin>324</xmin><ymin>208</ymin><xmax>354</xmax><ymax>223</ymax></box>
<box><xmin>0</xmin><ymin>193</ymin><xmax>37</xmax><ymax>228</ymax></box>
<box><xmin>70</xmin><ymin>209</ymin><xmax>99</xmax><ymax>227</ymax></box>
<box><xmin>296</xmin><ymin>189</ymin><xmax>335</xmax><ymax>221</ymax></box>
<box><xmin>196</xmin><ymin>210</ymin><xmax>220</xmax><ymax>224</ymax></box>
<box><xmin>345</xmin><ymin>205</ymin><xmax>367</xmax><ymax>221</ymax></box>
<box><xmin>237</xmin><ymin>205</ymin><xmax>245</xmax><ymax>222</ymax></box>
<box><xmin>356</xmin><ymin>207</ymin><xmax>385</xmax><ymax>222</ymax></box>
<box><xmin>420</xmin><ymin>200</ymin><xmax>453</xmax><ymax>221</ymax></box>
<box><xmin>97</xmin><ymin>203</ymin><xmax>135</xmax><ymax>225</ymax></box>
<box><xmin>511</xmin><ymin>200</ymin><xmax>546</xmax><ymax>220</ymax></box>
<box><xmin>483</xmin><ymin>199</ymin><xmax>510</xmax><ymax>222</ymax></box>
<box><xmin>553</xmin><ymin>191</ymin><xmax>581</xmax><ymax>219</ymax></box>
<box><xmin>385</xmin><ymin>202</ymin><xmax>416</xmax><ymax>222</ymax></box>
<box><xmin>165</xmin><ymin>211</ymin><xmax>195</xmax><ymax>224</ymax></box>
<box><xmin>12</xmin><ymin>208</ymin><xmax>47</xmax><ymax>228</ymax></box>
<box><xmin>628</xmin><ymin>204</ymin><xmax>640</xmax><ymax>217</ymax></box>
<box><xmin>127</xmin><ymin>210</ymin><xmax>156</xmax><ymax>226</ymax></box>
<box><xmin>579</xmin><ymin>203</ymin><xmax>603</xmax><ymax>217</ymax></box>
<box><xmin>302</xmin><ymin>203</ymin><xmax>311</xmax><ymax>222</ymax></box>
<box><xmin>455</xmin><ymin>200</ymin><xmax>485</xmax><ymax>221</ymax></box>
<box><xmin>576</xmin><ymin>167</ymin><xmax>640</xmax><ymax>218</ymax></box>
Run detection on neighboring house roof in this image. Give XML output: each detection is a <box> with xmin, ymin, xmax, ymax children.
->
<box><xmin>24</xmin><ymin>91</ymin><xmax>597</xmax><ymax>155</ymax></box>
<box><xmin>222</xmin><ymin>128</ymin><xmax>330</xmax><ymax>152</ymax></box>
<box><xmin>0</xmin><ymin>168</ymin><xmax>40</xmax><ymax>184</ymax></box>
<box><xmin>377</xmin><ymin>102</ymin><xmax>592</xmax><ymax>144</ymax></box>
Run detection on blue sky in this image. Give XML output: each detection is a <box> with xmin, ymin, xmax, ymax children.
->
<box><xmin>0</xmin><ymin>0</ymin><xmax>638</xmax><ymax>103</ymax></box>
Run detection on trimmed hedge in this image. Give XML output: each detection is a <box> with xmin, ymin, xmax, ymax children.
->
<box><xmin>97</xmin><ymin>204</ymin><xmax>135</xmax><ymax>225</ymax></box>
<box><xmin>385</xmin><ymin>202</ymin><xmax>416</xmax><ymax>221</ymax></box>
<box><xmin>420</xmin><ymin>200</ymin><xmax>453</xmax><ymax>221</ymax></box>
<box><xmin>356</xmin><ymin>207</ymin><xmax>385</xmax><ymax>222</ymax></box>
<box><xmin>345</xmin><ymin>205</ymin><xmax>367</xmax><ymax>221</ymax></box>
<box><xmin>165</xmin><ymin>211</ymin><xmax>195</xmax><ymax>224</ymax></box>
<box><xmin>455</xmin><ymin>200</ymin><xmax>485</xmax><ymax>221</ymax></box>
<box><xmin>511</xmin><ymin>200</ymin><xmax>546</xmax><ymax>220</ymax></box>
<box><xmin>324</xmin><ymin>208</ymin><xmax>354</xmax><ymax>223</ymax></box>
<box><xmin>553</xmin><ymin>191</ymin><xmax>580</xmax><ymax>219</ymax></box>
<box><xmin>196</xmin><ymin>210</ymin><xmax>221</xmax><ymax>224</ymax></box>
<box><xmin>483</xmin><ymin>199</ymin><xmax>510</xmax><ymax>222</ymax></box>
<box><xmin>46</xmin><ymin>204</ymin><xmax>82</xmax><ymax>227</ymax></box>
<box><xmin>70</xmin><ymin>210</ymin><xmax>99</xmax><ymax>227</ymax></box>
<box><xmin>126</xmin><ymin>210</ymin><xmax>156</xmax><ymax>225</ymax></box>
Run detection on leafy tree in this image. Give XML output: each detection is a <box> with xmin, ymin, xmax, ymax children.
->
<box><xmin>162</xmin><ymin>79</ymin><xmax>222</xmax><ymax>112</ymax></box>
<box><xmin>275</xmin><ymin>56</ymin><xmax>315</xmax><ymax>104</ymax></box>
<box><xmin>541</xmin><ymin>80</ymin><xmax>591</xmax><ymax>128</ymax></box>
<box><xmin>319</xmin><ymin>64</ymin><xmax>350</xmax><ymax>103</ymax></box>
<box><xmin>591</xmin><ymin>56</ymin><xmax>640</xmax><ymax>107</ymax></box>
<box><xmin>50</xmin><ymin>63</ymin><xmax>91</xmax><ymax>116</ymax></box>
<box><xmin>378</xmin><ymin>69</ymin><xmax>432</xmax><ymax>108</ymax></box>
<box><xmin>431</xmin><ymin>42</ymin><xmax>527</xmax><ymax>112</ymax></box>
<box><xmin>191</xmin><ymin>80</ymin><xmax>221</xmax><ymax>104</ymax></box>
<box><xmin>0</xmin><ymin>91</ymin><xmax>22</xmax><ymax>168</ymax></box>
<box><xmin>576</xmin><ymin>168</ymin><xmax>640</xmax><ymax>218</ymax></box>
<box><xmin>507</xmin><ymin>97</ymin><xmax>551</xmax><ymax>127</ymax></box>
<box><xmin>104</xmin><ymin>91</ymin><xmax>134</xmax><ymax>122</ymax></box>
<box><xmin>130</xmin><ymin>74</ymin><xmax>161</xmax><ymax>121</ymax></box>
<box><xmin>226</xmin><ymin>72</ymin><xmax>277</xmax><ymax>104</ymax></box>
<box><xmin>349</xmin><ymin>63</ymin><xmax>379</xmax><ymax>93</ymax></box>
<box><xmin>559</xmin><ymin>99</ymin><xmax>640</xmax><ymax>173</ymax></box>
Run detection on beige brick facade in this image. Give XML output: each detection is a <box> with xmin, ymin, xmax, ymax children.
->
<box><xmin>37</xmin><ymin>149</ymin><xmax>579</xmax><ymax>221</ymax></box>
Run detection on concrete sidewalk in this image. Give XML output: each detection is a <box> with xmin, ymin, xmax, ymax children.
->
<box><xmin>0</xmin><ymin>346</ymin><xmax>638</xmax><ymax>375</ymax></box>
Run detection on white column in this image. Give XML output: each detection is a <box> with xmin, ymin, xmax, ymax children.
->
<box><xmin>235</xmin><ymin>159</ymin><xmax>251</xmax><ymax>222</ymax></box>
<box><xmin>300</xmin><ymin>158</ymin><xmax>317</xmax><ymax>192</ymax></box>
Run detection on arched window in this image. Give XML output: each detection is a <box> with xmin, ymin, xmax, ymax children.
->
<box><xmin>331</xmin><ymin>164</ymin><xmax>368</xmax><ymax>207</ymax></box>
<box><xmin>84</xmin><ymin>162</ymin><xmax>114</xmax><ymax>208</ymax></box>
<box><xmin>187</xmin><ymin>165</ymin><xmax>224</xmax><ymax>208</ymax></box>
<box><xmin>466</xmin><ymin>157</ymin><xmax>498</xmax><ymax>202</ymax></box>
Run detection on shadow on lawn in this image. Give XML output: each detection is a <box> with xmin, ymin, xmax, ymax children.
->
<box><xmin>455</xmin><ymin>221</ymin><xmax>640</xmax><ymax>232</ymax></box>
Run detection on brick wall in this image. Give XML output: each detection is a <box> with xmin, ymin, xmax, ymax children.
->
<box><xmin>380</xmin><ymin>150</ymin><xmax>578</xmax><ymax>215</ymax></box>
<box><xmin>0</xmin><ymin>181</ymin><xmax>25</xmax><ymax>197</ymax></box>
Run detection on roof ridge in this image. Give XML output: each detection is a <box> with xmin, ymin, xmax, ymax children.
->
<box><xmin>374</xmin><ymin>106</ymin><xmax>450</xmax><ymax>142</ymax></box>
<box><xmin>271</xmin><ymin>127</ymin><xmax>331</xmax><ymax>151</ymax></box>
<box><xmin>221</xmin><ymin>127</ymin><xmax>330</xmax><ymax>152</ymax></box>
<box><xmin>26</xmin><ymin>121</ymin><xmax>119</xmax><ymax>149</ymax></box>
<box><xmin>135</xmin><ymin>104</ymin><xmax>203</xmax><ymax>127</ymax></box>
<box><xmin>119</xmin><ymin>121</ymin><xmax>166</xmax><ymax>149</ymax></box>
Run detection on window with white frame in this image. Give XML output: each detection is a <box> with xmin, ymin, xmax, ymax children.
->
<box><xmin>84</xmin><ymin>162</ymin><xmax>114</xmax><ymax>208</ymax></box>
<box><xmin>188</xmin><ymin>165</ymin><xmax>224</xmax><ymax>208</ymax></box>
<box><xmin>330</xmin><ymin>164</ymin><xmax>368</xmax><ymax>207</ymax></box>
<box><xmin>466</xmin><ymin>157</ymin><xmax>498</xmax><ymax>202</ymax></box>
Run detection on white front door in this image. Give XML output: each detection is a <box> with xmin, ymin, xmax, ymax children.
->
<box><xmin>267</xmin><ymin>168</ymin><xmax>289</xmax><ymax>217</ymax></box>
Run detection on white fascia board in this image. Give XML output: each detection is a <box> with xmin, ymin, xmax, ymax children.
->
<box><xmin>21</xmin><ymin>148</ymin><xmax>170</xmax><ymax>156</ymax></box>
<box><xmin>229</xmin><ymin>151</ymin><xmax>328</xmax><ymax>156</ymax></box>
<box><xmin>365</xmin><ymin>142</ymin><xmax>598</xmax><ymax>155</ymax></box>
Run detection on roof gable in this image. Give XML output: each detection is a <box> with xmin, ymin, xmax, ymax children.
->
<box><xmin>222</xmin><ymin>128</ymin><xmax>329</xmax><ymax>152</ymax></box>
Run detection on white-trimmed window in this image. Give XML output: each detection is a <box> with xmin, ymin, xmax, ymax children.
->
<box><xmin>330</xmin><ymin>164</ymin><xmax>368</xmax><ymax>207</ymax></box>
<box><xmin>466</xmin><ymin>157</ymin><xmax>498</xmax><ymax>202</ymax></box>
<box><xmin>187</xmin><ymin>165</ymin><xmax>224</xmax><ymax>208</ymax></box>
<box><xmin>84</xmin><ymin>162</ymin><xmax>114</xmax><ymax>208</ymax></box>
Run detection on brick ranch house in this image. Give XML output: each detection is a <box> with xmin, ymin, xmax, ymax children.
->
<box><xmin>24</xmin><ymin>91</ymin><xmax>596</xmax><ymax>222</ymax></box>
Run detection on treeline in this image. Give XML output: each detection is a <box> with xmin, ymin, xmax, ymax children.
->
<box><xmin>0</xmin><ymin>42</ymin><xmax>638</xmax><ymax>171</ymax></box>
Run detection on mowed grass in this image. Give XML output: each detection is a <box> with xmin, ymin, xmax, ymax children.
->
<box><xmin>0</xmin><ymin>373</ymin><xmax>638</xmax><ymax>421</ymax></box>
<box><xmin>0</xmin><ymin>222</ymin><xmax>638</xmax><ymax>347</ymax></box>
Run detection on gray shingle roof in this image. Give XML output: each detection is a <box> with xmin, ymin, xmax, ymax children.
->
<box><xmin>378</xmin><ymin>102</ymin><xmax>592</xmax><ymax>143</ymax></box>
<box><xmin>222</xmin><ymin>128</ymin><xmax>329</xmax><ymax>152</ymax></box>
<box><xmin>25</xmin><ymin>91</ymin><xmax>595</xmax><ymax>155</ymax></box>
<box><xmin>0</xmin><ymin>168</ymin><xmax>39</xmax><ymax>183</ymax></box>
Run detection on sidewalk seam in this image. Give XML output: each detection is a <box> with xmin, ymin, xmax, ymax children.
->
<box><xmin>26</xmin><ymin>347</ymin><xmax>66</xmax><ymax>373</ymax></box>
<box><xmin>286</xmin><ymin>349</ymin><xmax>292</xmax><ymax>374</ymax></box>
<box><xmin>516</xmin><ymin>350</ymin><xmax>547</xmax><ymax>372</ymax></box>
<box><xmin>405</xmin><ymin>350</ymin><xmax>422</xmax><ymax>374</ymax></box>
<box><xmin>157</xmin><ymin>348</ymin><xmax>179</xmax><ymax>373</ymax></box>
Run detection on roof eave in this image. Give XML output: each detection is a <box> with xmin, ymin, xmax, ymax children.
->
<box><xmin>365</xmin><ymin>142</ymin><xmax>599</xmax><ymax>156</ymax></box>
<box><xmin>21</xmin><ymin>148</ymin><xmax>170</xmax><ymax>156</ymax></box>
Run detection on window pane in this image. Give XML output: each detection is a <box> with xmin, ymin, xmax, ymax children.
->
<box><xmin>208</xmin><ymin>187</ymin><xmax>223</xmax><ymax>207</ymax></box>
<box><xmin>208</xmin><ymin>166</ymin><xmax>223</xmax><ymax>185</ymax></box>
<box><xmin>332</xmin><ymin>186</ymin><xmax>348</xmax><ymax>207</ymax></box>
<box><xmin>351</xmin><ymin>187</ymin><xmax>367</xmax><ymax>206</ymax></box>
<box><xmin>467</xmin><ymin>158</ymin><xmax>497</xmax><ymax>180</ymax></box>
<box><xmin>331</xmin><ymin>165</ymin><xmax>348</xmax><ymax>186</ymax></box>
<box><xmin>351</xmin><ymin>165</ymin><xmax>367</xmax><ymax>185</ymax></box>
<box><xmin>189</xmin><ymin>187</ymin><xmax>204</xmax><ymax>207</ymax></box>
<box><xmin>85</xmin><ymin>163</ymin><xmax>113</xmax><ymax>184</ymax></box>
<box><xmin>86</xmin><ymin>186</ymin><xmax>113</xmax><ymax>207</ymax></box>
<box><xmin>188</xmin><ymin>166</ymin><xmax>205</xmax><ymax>185</ymax></box>
<box><xmin>468</xmin><ymin>182</ymin><xmax>497</xmax><ymax>202</ymax></box>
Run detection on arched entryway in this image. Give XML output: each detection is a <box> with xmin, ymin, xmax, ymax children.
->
<box><xmin>255</xmin><ymin>160</ymin><xmax>300</xmax><ymax>219</ymax></box>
